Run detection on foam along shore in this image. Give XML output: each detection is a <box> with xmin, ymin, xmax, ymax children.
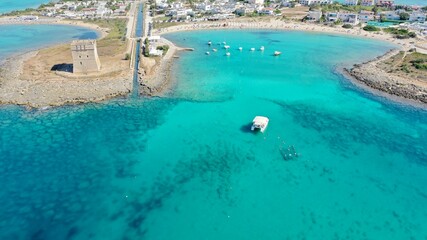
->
<box><xmin>0</xmin><ymin>19</ymin><xmax>132</xmax><ymax>108</ymax></box>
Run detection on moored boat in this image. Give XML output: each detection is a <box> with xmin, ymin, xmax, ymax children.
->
<box><xmin>206</xmin><ymin>51</ymin><xmax>210</xmax><ymax>55</ymax></box>
<box><xmin>250</xmin><ymin>48</ymin><xmax>255</xmax><ymax>51</ymax></box>
<box><xmin>226</xmin><ymin>52</ymin><xmax>231</xmax><ymax>56</ymax></box>
<box><xmin>251</xmin><ymin>116</ymin><xmax>269</xmax><ymax>133</ymax></box>
<box><xmin>274</xmin><ymin>51</ymin><xmax>281</xmax><ymax>56</ymax></box>
<box><xmin>260</xmin><ymin>46</ymin><xmax>265</xmax><ymax>51</ymax></box>
<box><xmin>238</xmin><ymin>47</ymin><xmax>243</xmax><ymax>51</ymax></box>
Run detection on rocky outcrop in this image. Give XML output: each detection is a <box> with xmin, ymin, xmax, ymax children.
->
<box><xmin>345</xmin><ymin>50</ymin><xmax>427</xmax><ymax>105</ymax></box>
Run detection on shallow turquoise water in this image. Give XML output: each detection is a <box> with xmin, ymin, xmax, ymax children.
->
<box><xmin>0</xmin><ymin>24</ymin><xmax>99</xmax><ymax>61</ymax></box>
<box><xmin>1</xmin><ymin>30</ymin><xmax>427</xmax><ymax>239</ymax></box>
<box><xmin>0</xmin><ymin>0</ymin><xmax>53</xmax><ymax>14</ymax></box>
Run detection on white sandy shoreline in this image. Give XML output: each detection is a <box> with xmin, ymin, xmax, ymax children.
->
<box><xmin>154</xmin><ymin>19</ymin><xmax>424</xmax><ymax>50</ymax></box>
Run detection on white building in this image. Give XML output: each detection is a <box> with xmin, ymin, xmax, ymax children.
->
<box><xmin>359</xmin><ymin>10</ymin><xmax>375</xmax><ymax>22</ymax></box>
<box><xmin>339</xmin><ymin>13</ymin><xmax>359</xmax><ymax>24</ymax></box>
<box><xmin>409</xmin><ymin>12</ymin><xmax>426</xmax><ymax>22</ymax></box>
<box><xmin>249</xmin><ymin>0</ymin><xmax>264</xmax><ymax>5</ymax></box>
<box><xmin>326</xmin><ymin>12</ymin><xmax>338</xmax><ymax>22</ymax></box>
<box><xmin>344</xmin><ymin>0</ymin><xmax>358</xmax><ymax>6</ymax></box>
<box><xmin>361</xmin><ymin>0</ymin><xmax>375</xmax><ymax>6</ymax></box>
<box><xmin>375</xmin><ymin>0</ymin><xmax>394</xmax><ymax>6</ymax></box>
<box><xmin>299</xmin><ymin>0</ymin><xmax>333</xmax><ymax>6</ymax></box>
<box><xmin>306</xmin><ymin>10</ymin><xmax>322</xmax><ymax>21</ymax></box>
<box><xmin>380</xmin><ymin>11</ymin><xmax>400</xmax><ymax>20</ymax></box>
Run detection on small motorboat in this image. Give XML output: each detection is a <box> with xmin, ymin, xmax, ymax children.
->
<box><xmin>260</xmin><ymin>46</ymin><xmax>265</xmax><ymax>51</ymax></box>
<box><xmin>208</xmin><ymin>41</ymin><xmax>212</xmax><ymax>46</ymax></box>
<box><xmin>250</xmin><ymin>48</ymin><xmax>255</xmax><ymax>51</ymax></box>
<box><xmin>224</xmin><ymin>45</ymin><xmax>230</xmax><ymax>49</ymax></box>
<box><xmin>274</xmin><ymin>51</ymin><xmax>281</xmax><ymax>56</ymax></box>
<box><xmin>251</xmin><ymin>116</ymin><xmax>269</xmax><ymax>133</ymax></box>
<box><xmin>205</xmin><ymin>51</ymin><xmax>210</xmax><ymax>55</ymax></box>
<box><xmin>223</xmin><ymin>41</ymin><xmax>227</xmax><ymax>45</ymax></box>
<box><xmin>212</xmin><ymin>48</ymin><xmax>218</xmax><ymax>52</ymax></box>
<box><xmin>226</xmin><ymin>52</ymin><xmax>231</xmax><ymax>56</ymax></box>
<box><xmin>238</xmin><ymin>47</ymin><xmax>243</xmax><ymax>51</ymax></box>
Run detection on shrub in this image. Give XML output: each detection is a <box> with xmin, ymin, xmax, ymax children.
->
<box><xmin>363</xmin><ymin>25</ymin><xmax>380</xmax><ymax>31</ymax></box>
<box><xmin>342</xmin><ymin>24</ymin><xmax>353</xmax><ymax>29</ymax></box>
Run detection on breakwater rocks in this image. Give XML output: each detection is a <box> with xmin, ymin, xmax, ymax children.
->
<box><xmin>345</xmin><ymin>50</ymin><xmax>427</xmax><ymax>105</ymax></box>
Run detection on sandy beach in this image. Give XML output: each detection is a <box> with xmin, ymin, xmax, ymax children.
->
<box><xmin>154</xmin><ymin>19</ymin><xmax>423</xmax><ymax>50</ymax></box>
<box><xmin>0</xmin><ymin>17</ymin><xmax>109</xmax><ymax>38</ymax></box>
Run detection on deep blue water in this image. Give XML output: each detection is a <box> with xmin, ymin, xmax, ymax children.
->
<box><xmin>1</xmin><ymin>29</ymin><xmax>427</xmax><ymax>239</ymax></box>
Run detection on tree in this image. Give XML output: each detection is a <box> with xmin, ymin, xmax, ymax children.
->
<box><xmin>399</xmin><ymin>12</ymin><xmax>410</xmax><ymax>21</ymax></box>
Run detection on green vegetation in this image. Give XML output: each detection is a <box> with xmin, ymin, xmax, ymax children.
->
<box><xmin>83</xmin><ymin>18</ymin><xmax>128</xmax><ymax>56</ymax></box>
<box><xmin>411</xmin><ymin>59</ymin><xmax>427</xmax><ymax>70</ymax></box>
<box><xmin>156</xmin><ymin>45</ymin><xmax>170</xmax><ymax>55</ymax></box>
<box><xmin>399</xmin><ymin>12</ymin><xmax>410</xmax><ymax>20</ymax></box>
<box><xmin>143</xmin><ymin>38</ymin><xmax>150</xmax><ymax>57</ymax></box>
<box><xmin>383</xmin><ymin>27</ymin><xmax>416</xmax><ymax>39</ymax></box>
<box><xmin>363</xmin><ymin>25</ymin><xmax>380</xmax><ymax>31</ymax></box>
<box><xmin>124</xmin><ymin>53</ymin><xmax>130</xmax><ymax>60</ymax></box>
<box><xmin>342</xmin><ymin>23</ymin><xmax>353</xmax><ymax>29</ymax></box>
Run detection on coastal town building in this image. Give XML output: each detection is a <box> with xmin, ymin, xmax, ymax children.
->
<box><xmin>344</xmin><ymin>0</ymin><xmax>358</xmax><ymax>6</ymax></box>
<box><xmin>307</xmin><ymin>11</ymin><xmax>322</xmax><ymax>21</ymax></box>
<box><xmin>71</xmin><ymin>40</ymin><xmax>101</xmax><ymax>74</ymax></box>
<box><xmin>375</xmin><ymin>0</ymin><xmax>394</xmax><ymax>6</ymax></box>
<box><xmin>299</xmin><ymin>0</ymin><xmax>333</xmax><ymax>6</ymax></box>
<box><xmin>410</xmin><ymin>12</ymin><xmax>427</xmax><ymax>22</ymax></box>
<box><xmin>361</xmin><ymin>0</ymin><xmax>375</xmax><ymax>6</ymax></box>
<box><xmin>359</xmin><ymin>11</ymin><xmax>375</xmax><ymax>22</ymax></box>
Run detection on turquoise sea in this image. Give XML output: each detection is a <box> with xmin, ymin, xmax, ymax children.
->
<box><xmin>0</xmin><ymin>24</ymin><xmax>99</xmax><ymax>61</ymax></box>
<box><xmin>0</xmin><ymin>0</ymin><xmax>55</xmax><ymax>14</ymax></box>
<box><xmin>1</xmin><ymin>29</ymin><xmax>427</xmax><ymax>239</ymax></box>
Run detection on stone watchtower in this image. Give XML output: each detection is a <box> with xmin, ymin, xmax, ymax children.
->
<box><xmin>71</xmin><ymin>40</ymin><xmax>101</xmax><ymax>74</ymax></box>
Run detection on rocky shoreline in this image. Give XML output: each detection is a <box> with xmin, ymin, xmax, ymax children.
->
<box><xmin>0</xmin><ymin>49</ymin><xmax>132</xmax><ymax>109</ymax></box>
<box><xmin>345</xmin><ymin>49</ymin><xmax>427</xmax><ymax>105</ymax></box>
<box><xmin>138</xmin><ymin>39</ymin><xmax>187</xmax><ymax>97</ymax></box>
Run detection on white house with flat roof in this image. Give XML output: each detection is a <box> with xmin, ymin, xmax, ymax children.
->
<box><xmin>344</xmin><ymin>0</ymin><xmax>358</xmax><ymax>6</ymax></box>
<box><xmin>307</xmin><ymin>10</ymin><xmax>322</xmax><ymax>21</ymax></box>
<box><xmin>409</xmin><ymin>12</ymin><xmax>426</xmax><ymax>22</ymax></box>
<box><xmin>299</xmin><ymin>0</ymin><xmax>332</xmax><ymax>5</ymax></box>
<box><xmin>361</xmin><ymin>0</ymin><xmax>375</xmax><ymax>6</ymax></box>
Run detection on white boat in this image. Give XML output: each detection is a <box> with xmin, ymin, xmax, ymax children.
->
<box><xmin>238</xmin><ymin>47</ymin><xmax>243</xmax><ymax>51</ymax></box>
<box><xmin>206</xmin><ymin>51</ymin><xmax>210</xmax><ymax>55</ymax></box>
<box><xmin>274</xmin><ymin>51</ymin><xmax>281</xmax><ymax>56</ymax></box>
<box><xmin>208</xmin><ymin>41</ymin><xmax>212</xmax><ymax>45</ymax></box>
<box><xmin>224</xmin><ymin>45</ymin><xmax>230</xmax><ymax>49</ymax></box>
<box><xmin>260</xmin><ymin>46</ymin><xmax>265</xmax><ymax>51</ymax></box>
<box><xmin>212</xmin><ymin>48</ymin><xmax>218</xmax><ymax>52</ymax></box>
<box><xmin>250</xmin><ymin>48</ymin><xmax>255</xmax><ymax>51</ymax></box>
<box><xmin>223</xmin><ymin>41</ymin><xmax>227</xmax><ymax>45</ymax></box>
<box><xmin>226</xmin><ymin>52</ymin><xmax>231</xmax><ymax>56</ymax></box>
<box><xmin>251</xmin><ymin>116</ymin><xmax>269</xmax><ymax>133</ymax></box>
